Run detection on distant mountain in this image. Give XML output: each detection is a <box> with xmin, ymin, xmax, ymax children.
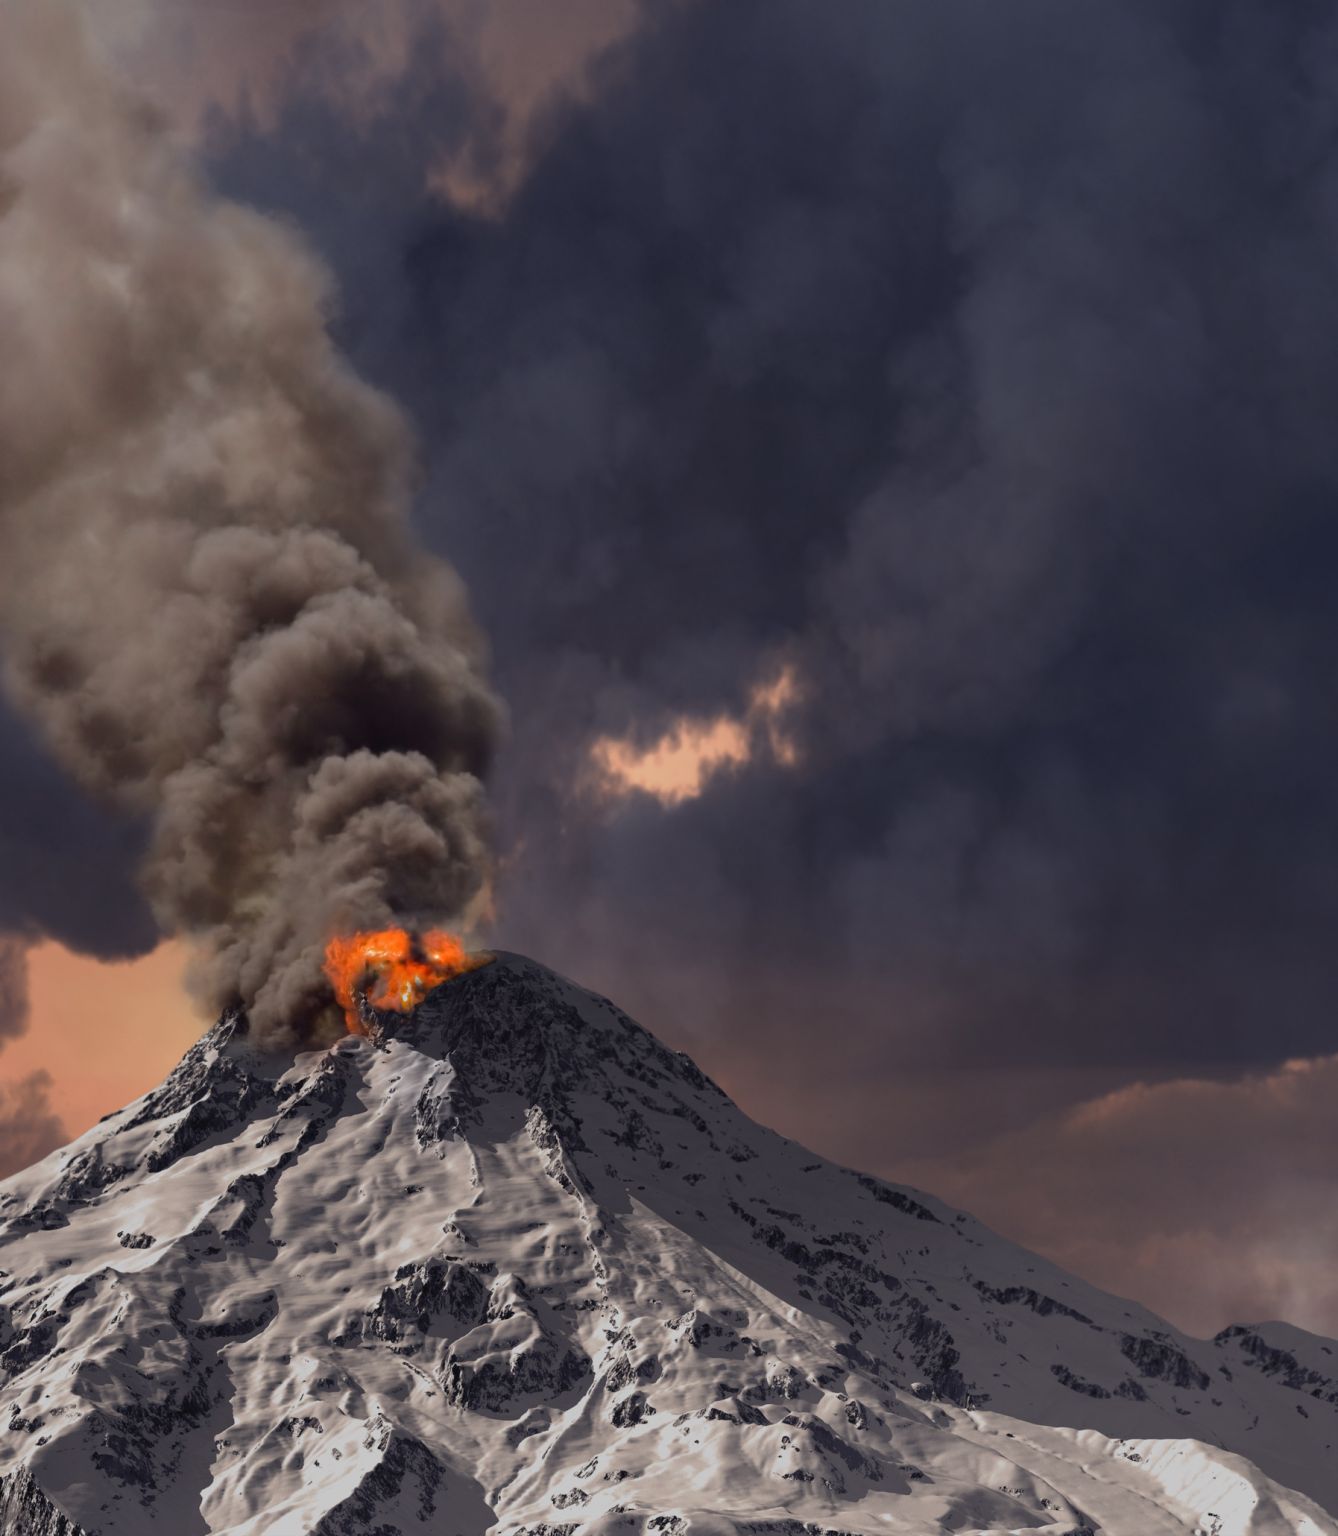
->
<box><xmin>0</xmin><ymin>953</ymin><xmax>1334</xmax><ymax>1534</ymax></box>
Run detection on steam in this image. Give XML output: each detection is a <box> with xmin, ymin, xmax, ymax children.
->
<box><xmin>0</xmin><ymin>2</ymin><xmax>502</xmax><ymax>1044</ymax></box>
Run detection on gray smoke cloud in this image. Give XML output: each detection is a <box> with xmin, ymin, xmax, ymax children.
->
<box><xmin>0</xmin><ymin>1072</ymin><xmax>64</xmax><ymax>1181</ymax></box>
<box><xmin>0</xmin><ymin>2</ymin><xmax>502</xmax><ymax>1045</ymax></box>
<box><xmin>0</xmin><ymin>937</ymin><xmax>29</xmax><ymax>1047</ymax></box>
<box><xmin>123</xmin><ymin>0</ymin><xmax>1338</xmax><ymax>1336</ymax></box>
<box><xmin>203</xmin><ymin>0</ymin><xmax>1338</xmax><ymax>1097</ymax></box>
<box><xmin>0</xmin><ymin>936</ymin><xmax>65</xmax><ymax>1178</ymax></box>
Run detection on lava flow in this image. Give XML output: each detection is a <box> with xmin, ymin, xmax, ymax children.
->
<box><xmin>323</xmin><ymin>928</ymin><xmax>486</xmax><ymax>1034</ymax></box>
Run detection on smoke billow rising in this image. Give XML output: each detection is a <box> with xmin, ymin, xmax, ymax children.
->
<box><xmin>0</xmin><ymin>2</ymin><xmax>502</xmax><ymax>1045</ymax></box>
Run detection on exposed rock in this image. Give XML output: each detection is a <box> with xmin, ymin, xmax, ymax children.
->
<box><xmin>0</xmin><ymin>1467</ymin><xmax>89</xmax><ymax>1536</ymax></box>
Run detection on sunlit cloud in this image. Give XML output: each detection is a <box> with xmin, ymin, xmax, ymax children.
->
<box><xmin>900</xmin><ymin>1051</ymin><xmax>1338</xmax><ymax>1338</ymax></box>
<box><xmin>590</xmin><ymin>664</ymin><xmax>800</xmax><ymax>807</ymax></box>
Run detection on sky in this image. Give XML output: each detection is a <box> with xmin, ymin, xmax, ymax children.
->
<box><xmin>2</xmin><ymin>0</ymin><xmax>1338</xmax><ymax>1340</ymax></box>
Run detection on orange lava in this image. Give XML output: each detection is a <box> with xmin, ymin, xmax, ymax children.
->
<box><xmin>323</xmin><ymin>927</ymin><xmax>485</xmax><ymax>1034</ymax></box>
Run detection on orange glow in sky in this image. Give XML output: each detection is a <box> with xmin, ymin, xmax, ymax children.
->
<box><xmin>591</xmin><ymin>664</ymin><xmax>801</xmax><ymax>806</ymax></box>
<box><xmin>0</xmin><ymin>670</ymin><xmax>802</xmax><ymax>1147</ymax></box>
<box><xmin>1</xmin><ymin>941</ymin><xmax>201</xmax><ymax>1141</ymax></box>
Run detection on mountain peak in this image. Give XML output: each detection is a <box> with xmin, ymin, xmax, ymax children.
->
<box><xmin>357</xmin><ymin>950</ymin><xmax>722</xmax><ymax>1102</ymax></box>
<box><xmin>0</xmin><ymin>956</ymin><xmax>1335</xmax><ymax>1533</ymax></box>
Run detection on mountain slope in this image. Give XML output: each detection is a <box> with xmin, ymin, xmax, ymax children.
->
<box><xmin>0</xmin><ymin>953</ymin><xmax>1333</xmax><ymax>1534</ymax></box>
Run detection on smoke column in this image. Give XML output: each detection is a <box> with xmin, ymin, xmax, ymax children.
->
<box><xmin>0</xmin><ymin>2</ymin><xmax>503</xmax><ymax>1045</ymax></box>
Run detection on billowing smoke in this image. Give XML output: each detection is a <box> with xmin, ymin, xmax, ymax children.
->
<box><xmin>0</xmin><ymin>2</ymin><xmax>502</xmax><ymax>1045</ymax></box>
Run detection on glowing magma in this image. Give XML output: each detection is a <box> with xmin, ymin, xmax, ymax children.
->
<box><xmin>323</xmin><ymin>928</ymin><xmax>486</xmax><ymax>1034</ymax></box>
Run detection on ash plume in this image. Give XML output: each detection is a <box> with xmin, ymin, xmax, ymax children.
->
<box><xmin>0</xmin><ymin>2</ymin><xmax>502</xmax><ymax>1045</ymax></box>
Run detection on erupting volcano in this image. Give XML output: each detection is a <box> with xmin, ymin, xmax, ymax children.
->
<box><xmin>1</xmin><ymin>954</ymin><xmax>1336</xmax><ymax>1534</ymax></box>
<box><xmin>322</xmin><ymin>928</ymin><xmax>489</xmax><ymax>1032</ymax></box>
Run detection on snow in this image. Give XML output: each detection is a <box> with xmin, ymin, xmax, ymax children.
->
<box><xmin>0</xmin><ymin>952</ymin><xmax>1333</xmax><ymax>1535</ymax></box>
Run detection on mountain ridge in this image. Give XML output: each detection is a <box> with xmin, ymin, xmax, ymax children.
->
<box><xmin>0</xmin><ymin>952</ymin><xmax>1333</xmax><ymax>1534</ymax></box>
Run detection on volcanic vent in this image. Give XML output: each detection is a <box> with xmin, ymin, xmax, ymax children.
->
<box><xmin>322</xmin><ymin>928</ymin><xmax>490</xmax><ymax>1034</ymax></box>
<box><xmin>0</xmin><ymin>956</ymin><xmax>1335</xmax><ymax>1534</ymax></box>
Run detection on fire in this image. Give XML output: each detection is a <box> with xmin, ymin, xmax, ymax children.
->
<box><xmin>322</xmin><ymin>927</ymin><xmax>486</xmax><ymax>1034</ymax></box>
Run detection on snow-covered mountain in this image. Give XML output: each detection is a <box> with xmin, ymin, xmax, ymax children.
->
<box><xmin>0</xmin><ymin>953</ymin><xmax>1334</xmax><ymax>1535</ymax></box>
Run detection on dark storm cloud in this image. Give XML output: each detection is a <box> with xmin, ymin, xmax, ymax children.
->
<box><xmin>203</xmin><ymin>0</ymin><xmax>1338</xmax><ymax>1114</ymax></box>
<box><xmin>0</xmin><ymin>704</ymin><xmax>155</xmax><ymax>963</ymax></box>
<box><xmin>0</xmin><ymin>686</ymin><xmax>155</xmax><ymax>1076</ymax></box>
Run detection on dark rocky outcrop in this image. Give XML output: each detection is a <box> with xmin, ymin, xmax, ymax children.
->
<box><xmin>0</xmin><ymin>1468</ymin><xmax>88</xmax><ymax>1536</ymax></box>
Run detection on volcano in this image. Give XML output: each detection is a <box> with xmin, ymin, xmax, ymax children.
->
<box><xmin>0</xmin><ymin>955</ymin><xmax>1334</xmax><ymax>1535</ymax></box>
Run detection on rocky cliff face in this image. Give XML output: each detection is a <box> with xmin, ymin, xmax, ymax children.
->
<box><xmin>0</xmin><ymin>954</ymin><xmax>1334</xmax><ymax>1534</ymax></box>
